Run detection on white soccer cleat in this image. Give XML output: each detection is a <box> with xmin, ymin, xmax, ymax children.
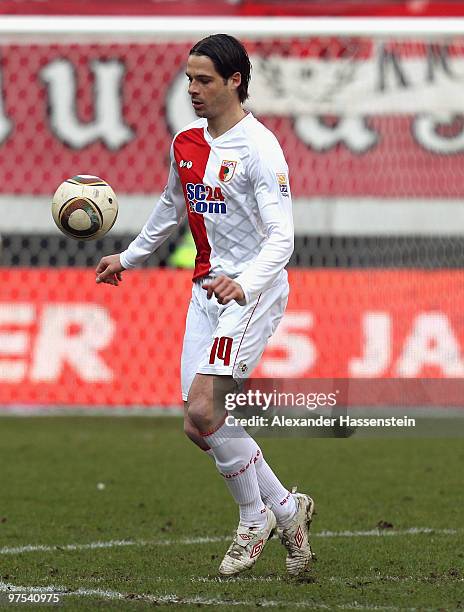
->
<box><xmin>278</xmin><ymin>488</ymin><xmax>316</xmax><ymax>576</ymax></box>
<box><xmin>218</xmin><ymin>507</ymin><xmax>277</xmax><ymax>576</ymax></box>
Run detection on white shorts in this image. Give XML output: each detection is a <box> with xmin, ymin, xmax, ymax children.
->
<box><xmin>181</xmin><ymin>272</ymin><xmax>289</xmax><ymax>401</ymax></box>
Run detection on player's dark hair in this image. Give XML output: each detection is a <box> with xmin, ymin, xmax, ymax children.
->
<box><xmin>189</xmin><ymin>34</ymin><xmax>251</xmax><ymax>103</ymax></box>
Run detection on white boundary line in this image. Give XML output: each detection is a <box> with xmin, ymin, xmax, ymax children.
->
<box><xmin>79</xmin><ymin>574</ymin><xmax>464</xmax><ymax>585</ymax></box>
<box><xmin>0</xmin><ymin>527</ymin><xmax>458</xmax><ymax>556</ymax></box>
<box><xmin>0</xmin><ymin>16</ymin><xmax>463</xmax><ymax>38</ymax></box>
<box><xmin>192</xmin><ymin>574</ymin><xmax>464</xmax><ymax>584</ymax></box>
<box><xmin>315</xmin><ymin>527</ymin><xmax>458</xmax><ymax>537</ymax></box>
<box><xmin>0</xmin><ymin>580</ymin><xmax>414</xmax><ymax>610</ymax></box>
<box><xmin>0</xmin><ymin>535</ymin><xmax>228</xmax><ymax>556</ymax></box>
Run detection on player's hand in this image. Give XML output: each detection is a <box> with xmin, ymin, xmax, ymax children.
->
<box><xmin>95</xmin><ymin>254</ymin><xmax>125</xmax><ymax>286</ymax></box>
<box><xmin>202</xmin><ymin>275</ymin><xmax>245</xmax><ymax>305</ymax></box>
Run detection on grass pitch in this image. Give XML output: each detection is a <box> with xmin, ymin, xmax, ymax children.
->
<box><xmin>0</xmin><ymin>416</ymin><xmax>462</xmax><ymax>610</ymax></box>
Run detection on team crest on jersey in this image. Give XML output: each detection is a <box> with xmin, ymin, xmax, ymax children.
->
<box><xmin>276</xmin><ymin>173</ymin><xmax>289</xmax><ymax>197</ymax></box>
<box><xmin>237</xmin><ymin>361</ymin><xmax>248</xmax><ymax>373</ymax></box>
<box><xmin>219</xmin><ymin>160</ymin><xmax>237</xmax><ymax>183</ymax></box>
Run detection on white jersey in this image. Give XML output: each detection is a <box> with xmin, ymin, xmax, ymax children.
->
<box><xmin>120</xmin><ymin>112</ymin><xmax>294</xmax><ymax>305</ymax></box>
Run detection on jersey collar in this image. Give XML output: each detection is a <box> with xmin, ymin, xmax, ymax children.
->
<box><xmin>204</xmin><ymin>111</ymin><xmax>253</xmax><ymax>144</ymax></box>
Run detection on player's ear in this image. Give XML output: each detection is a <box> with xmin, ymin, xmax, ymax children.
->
<box><xmin>229</xmin><ymin>71</ymin><xmax>242</xmax><ymax>94</ymax></box>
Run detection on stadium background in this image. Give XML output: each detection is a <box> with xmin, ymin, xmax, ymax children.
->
<box><xmin>1</xmin><ymin>0</ymin><xmax>464</xmax><ymax>409</ymax></box>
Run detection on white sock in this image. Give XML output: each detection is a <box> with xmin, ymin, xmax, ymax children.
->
<box><xmin>254</xmin><ymin>451</ymin><xmax>297</xmax><ymax>528</ymax></box>
<box><xmin>202</xmin><ymin>419</ymin><xmax>267</xmax><ymax>528</ymax></box>
<box><xmin>203</xmin><ymin>419</ymin><xmax>297</xmax><ymax>528</ymax></box>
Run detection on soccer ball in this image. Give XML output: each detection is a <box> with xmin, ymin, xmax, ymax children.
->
<box><xmin>51</xmin><ymin>175</ymin><xmax>118</xmax><ymax>240</ymax></box>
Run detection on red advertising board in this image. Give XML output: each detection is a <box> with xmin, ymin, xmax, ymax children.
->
<box><xmin>0</xmin><ymin>1</ymin><xmax>462</xmax><ymax>17</ymax></box>
<box><xmin>1</xmin><ymin>268</ymin><xmax>464</xmax><ymax>407</ymax></box>
<box><xmin>0</xmin><ymin>39</ymin><xmax>463</xmax><ymax>202</ymax></box>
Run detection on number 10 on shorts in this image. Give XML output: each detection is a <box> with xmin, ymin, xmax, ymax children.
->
<box><xmin>209</xmin><ymin>336</ymin><xmax>233</xmax><ymax>366</ymax></box>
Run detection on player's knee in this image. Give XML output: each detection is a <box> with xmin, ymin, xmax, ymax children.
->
<box><xmin>183</xmin><ymin>416</ymin><xmax>212</xmax><ymax>452</ymax></box>
<box><xmin>187</xmin><ymin>396</ymin><xmax>214</xmax><ymax>432</ymax></box>
<box><xmin>183</xmin><ymin>417</ymin><xmax>200</xmax><ymax>442</ymax></box>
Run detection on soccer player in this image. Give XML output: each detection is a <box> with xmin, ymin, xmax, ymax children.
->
<box><xmin>95</xmin><ymin>34</ymin><xmax>315</xmax><ymax>577</ymax></box>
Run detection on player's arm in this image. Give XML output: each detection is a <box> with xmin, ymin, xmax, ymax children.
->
<box><xmin>234</xmin><ymin>143</ymin><xmax>294</xmax><ymax>305</ymax></box>
<box><xmin>96</xmin><ymin>145</ymin><xmax>186</xmax><ymax>286</ymax></box>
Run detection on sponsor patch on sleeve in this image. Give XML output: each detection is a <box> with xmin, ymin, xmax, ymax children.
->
<box><xmin>276</xmin><ymin>173</ymin><xmax>289</xmax><ymax>197</ymax></box>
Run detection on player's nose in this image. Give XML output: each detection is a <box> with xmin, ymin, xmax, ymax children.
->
<box><xmin>188</xmin><ymin>81</ymin><xmax>199</xmax><ymax>96</ymax></box>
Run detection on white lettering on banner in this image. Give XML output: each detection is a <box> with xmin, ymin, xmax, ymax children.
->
<box><xmin>30</xmin><ymin>304</ymin><xmax>114</xmax><ymax>382</ymax></box>
<box><xmin>294</xmin><ymin>116</ymin><xmax>378</xmax><ymax>154</ymax></box>
<box><xmin>167</xmin><ymin>43</ymin><xmax>464</xmax><ymax>154</ymax></box>
<box><xmin>396</xmin><ymin>312</ymin><xmax>464</xmax><ymax>377</ymax></box>
<box><xmin>412</xmin><ymin>113</ymin><xmax>464</xmax><ymax>154</ymax></box>
<box><xmin>167</xmin><ymin>69</ymin><xmax>380</xmax><ymax>154</ymax></box>
<box><xmin>0</xmin><ymin>304</ymin><xmax>35</xmax><ymax>382</ymax></box>
<box><xmin>0</xmin><ymin>70</ymin><xmax>12</xmax><ymax>145</ymax></box>
<box><xmin>40</xmin><ymin>59</ymin><xmax>134</xmax><ymax>150</ymax></box>
<box><xmin>349</xmin><ymin>312</ymin><xmax>391</xmax><ymax>377</ymax></box>
<box><xmin>248</xmin><ymin>45</ymin><xmax>464</xmax><ymax>116</ymax></box>
<box><xmin>261</xmin><ymin>312</ymin><xmax>316</xmax><ymax>377</ymax></box>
